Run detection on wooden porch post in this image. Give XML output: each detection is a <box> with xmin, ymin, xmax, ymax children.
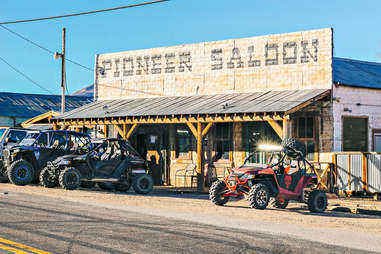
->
<box><xmin>196</xmin><ymin>121</ymin><xmax>203</xmax><ymax>192</ymax></box>
<box><xmin>186</xmin><ymin>121</ymin><xmax>214</xmax><ymax>191</ymax></box>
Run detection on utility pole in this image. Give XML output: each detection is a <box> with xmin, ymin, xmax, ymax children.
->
<box><xmin>61</xmin><ymin>28</ymin><xmax>66</xmax><ymax>113</ymax></box>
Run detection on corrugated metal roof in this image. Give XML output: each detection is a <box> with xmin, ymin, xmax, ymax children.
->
<box><xmin>56</xmin><ymin>89</ymin><xmax>329</xmax><ymax>120</ymax></box>
<box><xmin>0</xmin><ymin>92</ymin><xmax>93</xmax><ymax>118</ymax></box>
<box><xmin>333</xmin><ymin>57</ymin><xmax>381</xmax><ymax>89</ymax></box>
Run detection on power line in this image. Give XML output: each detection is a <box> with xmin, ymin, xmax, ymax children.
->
<box><xmin>0</xmin><ymin>0</ymin><xmax>169</xmax><ymax>25</ymax></box>
<box><xmin>96</xmin><ymin>83</ymin><xmax>163</xmax><ymax>96</ymax></box>
<box><xmin>0</xmin><ymin>24</ymin><xmax>94</xmax><ymax>72</ymax></box>
<box><xmin>0</xmin><ymin>55</ymin><xmax>54</xmax><ymax>94</ymax></box>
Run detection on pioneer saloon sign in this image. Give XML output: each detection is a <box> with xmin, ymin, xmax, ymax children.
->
<box><xmin>95</xmin><ymin>28</ymin><xmax>332</xmax><ymax>100</ymax></box>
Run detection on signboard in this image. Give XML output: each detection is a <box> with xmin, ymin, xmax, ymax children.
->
<box><xmin>95</xmin><ymin>28</ymin><xmax>333</xmax><ymax>100</ymax></box>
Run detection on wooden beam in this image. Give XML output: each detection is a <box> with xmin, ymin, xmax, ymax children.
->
<box><xmin>196</xmin><ymin>121</ymin><xmax>203</xmax><ymax>190</ymax></box>
<box><xmin>201</xmin><ymin>122</ymin><xmax>213</xmax><ymax>137</ymax></box>
<box><xmin>282</xmin><ymin>118</ymin><xmax>289</xmax><ymax>139</ymax></box>
<box><xmin>126</xmin><ymin>123</ymin><xmax>138</xmax><ymax>139</ymax></box>
<box><xmin>267</xmin><ymin>120</ymin><xmax>283</xmax><ymax>139</ymax></box>
<box><xmin>103</xmin><ymin>125</ymin><xmax>108</xmax><ymax>138</ymax></box>
<box><xmin>114</xmin><ymin>124</ymin><xmax>124</xmax><ymax>138</ymax></box>
<box><xmin>186</xmin><ymin>122</ymin><xmax>197</xmax><ymax>137</ymax></box>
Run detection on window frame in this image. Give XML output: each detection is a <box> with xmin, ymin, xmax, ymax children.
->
<box><xmin>372</xmin><ymin>128</ymin><xmax>381</xmax><ymax>152</ymax></box>
<box><xmin>214</xmin><ymin>123</ymin><xmax>233</xmax><ymax>161</ymax></box>
<box><xmin>293</xmin><ymin>113</ymin><xmax>319</xmax><ymax>161</ymax></box>
<box><xmin>175</xmin><ymin>125</ymin><xmax>192</xmax><ymax>159</ymax></box>
<box><xmin>342</xmin><ymin>116</ymin><xmax>369</xmax><ymax>152</ymax></box>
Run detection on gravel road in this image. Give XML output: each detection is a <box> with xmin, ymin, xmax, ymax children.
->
<box><xmin>0</xmin><ymin>183</ymin><xmax>380</xmax><ymax>253</ymax></box>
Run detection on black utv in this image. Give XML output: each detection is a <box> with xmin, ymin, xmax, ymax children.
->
<box><xmin>0</xmin><ymin>127</ymin><xmax>37</xmax><ymax>182</ymax></box>
<box><xmin>2</xmin><ymin>130</ymin><xmax>92</xmax><ymax>186</ymax></box>
<box><xmin>40</xmin><ymin>138</ymin><xmax>154</xmax><ymax>194</ymax></box>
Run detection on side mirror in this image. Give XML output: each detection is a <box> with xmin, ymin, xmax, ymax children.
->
<box><xmin>4</xmin><ymin>137</ymin><xmax>9</xmax><ymax>144</ymax></box>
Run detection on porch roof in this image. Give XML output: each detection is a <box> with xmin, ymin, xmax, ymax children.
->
<box><xmin>54</xmin><ymin>89</ymin><xmax>330</xmax><ymax>121</ymax></box>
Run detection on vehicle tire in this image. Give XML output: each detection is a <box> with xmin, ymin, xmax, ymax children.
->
<box><xmin>281</xmin><ymin>138</ymin><xmax>306</xmax><ymax>158</ymax></box>
<box><xmin>307</xmin><ymin>190</ymin><xmax>327</xmax><ymax>213</ymax></box>
<box><xmin>270</xmin><ymin>198</ymin><xmax>289</xmax><ymax>209</ymax></box>
<box><xmin>59</xmin><ymin>167</ymin><xmax>81</xmax><ymax>190</ymax></box>
<box><xmin>248</xmin><ymin>183</ymin><xmax>270</xmax><ymax>209</ymax></box>
<box><xmin>80</xmin><ymin>181</ymin><xmax>96</xmax><ymax>188</ymax></box>
<box><xmin>209</xmin><ymin>180</ymin><xmax>229</xmax><ymax>206</ymax></box>
<box><xmin>0</xmin><ymin>166</ymin><xmax>9</xmax><ymax>183</ymax></box>
<box><xmin>8</xmin><ymin>159</ymin><xmax>34</xmax><ymax>186</ymax></box>
<box><xmin>98</xmin><ymin>182</ymin><xmax>114</xmax><ymax>190</ymax></box>
<box><xmin>39</xmin><ymin>167</ymin><xmax>58</xmax><ymax>188</ymax></box>
<box><xmin>132</xmin><ymin>174</ymin><xmax>153</xmax><ymax>194</ymax></box>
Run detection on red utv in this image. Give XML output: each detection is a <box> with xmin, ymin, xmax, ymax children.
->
<box><xmin>209</xmin><ymin>139</ymin><xmax>327</xmax><ymax>213</ymax></box>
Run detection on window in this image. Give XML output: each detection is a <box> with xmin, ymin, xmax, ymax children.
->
<box><xmin>37</xmin><ymin>133</ymin><xmax>48</xmax><ymax>147</ymax></box>
<box><xmin>7</xmin><ymin>130</ymin><xmax>27</xmax><ymax>144</ymax></box>
<box><xmin>373</xmin><ymin>130</ymin><xmax>381</xmax><ymax>152</ymax></box>
<box><xmin>215</xmin><ymin>123</ymin><xmax>232</xmax><ymax>160</ymax></box>
<box><xmin>243</xmin><ymin>122</ymin><xmax>281</xmax><ymax>164</ymax></box>
<box><xmin>67</xmin><ymin>133</ymin><xmax>92</xmax><ymax>153</ymax></box>
<box><xmin>295</xmin><ymin>116</ymin><xmax>316</xmax><ymax>161</ymax></box>
<box><xmin>176</xmin><ymin>125</ymin><xmax>191</xmax><ymax>158</ymax></box>
<box><xmin>0</xmin><ymin>128</ymin><xmax>6</xmax><ymax>140</ymax></box>
<box><xmin>343</xmin><ymin>117</ymin><xmax>368</xmax><ymax>152</ymax></box>
<box><xmin>49</xmin><ymin>132</ymin><xmax>66</xmax><ymax>149</ymax></box>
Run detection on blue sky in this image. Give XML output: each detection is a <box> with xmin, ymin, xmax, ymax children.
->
<box><xmin>1</xmin><ymin>0</ymin><xmax>380</xmax><ymax>95</ymax></box>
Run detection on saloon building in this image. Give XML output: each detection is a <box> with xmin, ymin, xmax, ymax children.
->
<box><xmin>52</xmin><ymin>28</ymin><xmax>381</xmax><ymax>188</ymax></box>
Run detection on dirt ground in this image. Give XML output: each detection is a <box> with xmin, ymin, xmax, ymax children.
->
<box><xmin>1</xmin><ymin>183</ymin><xmax>381</xmax><ymax>235</ymax></box>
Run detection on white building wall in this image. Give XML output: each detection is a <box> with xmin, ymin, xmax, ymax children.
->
<box><xmin>332</xmin><ymin>86</ymin><xmax>381</xmax><ymax>152</ymax></box>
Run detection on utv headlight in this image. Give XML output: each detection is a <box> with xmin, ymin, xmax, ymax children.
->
<box><xmin>57</xmin><ymin>160</ymin><xmax>71</xmax><ymax>166</ymax></box>
<box><xmin>240</xmin><ymin>174</ymin><xmax>255</xmax><ymax>180</ymax></box>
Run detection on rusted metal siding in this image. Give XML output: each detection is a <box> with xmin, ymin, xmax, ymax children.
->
<box><xmin>350</xmin><ymin>154</ymin><xmax>363</xmax><ymax>192</ymax></box>
<box><xmin>336</xmin><ymin>154</ymin><xmax>349</xmax><ymax>191</ymax></box>
<box><xmin>336</xmin><ymin>153</ymin><xmax>381</xmax><ymax>193</ymax></box>
<box><xmin>367</xmin><ymin>154</ymin><xmax>381</xmax><ymax>193</ymax></box>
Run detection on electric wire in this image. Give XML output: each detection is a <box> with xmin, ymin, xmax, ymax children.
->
<box><xmin>0</xmin><ymin>24</ymin><xmax>94</xmax><ymax>72</ymax></box>
<box><xmin>0</xmin><ymin>0</ymin><xmax>169</xmax><ymax>25</ymax></box>
<box><xmin>0</xmin><ymin>55</ymin><xmax>54</xmax><ymax>94</ymax></box>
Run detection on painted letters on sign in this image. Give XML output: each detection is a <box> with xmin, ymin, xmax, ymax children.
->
<box><xmin>96</xmin><ymin>28</ymin><xmax>332</xmax><ymax>99</ymax></box>
<box><xmin>99</xmin><ymin>40</ymin><xmax>319</xmax><ymax>77</ymax></box>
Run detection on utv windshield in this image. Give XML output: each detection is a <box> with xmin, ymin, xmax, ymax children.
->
<box><xmin>0</xmin><ymin>128</ymin><xmax>6</xmax><ymax>140</ymax></box>
<box><xmin>18</xmin><ymin>132</ymin><xmax>40</xmax><ymax>146</ymax></box>
<box><xmin>241</xmin><ymin>151</ymin><xmax>282</xmax><ymax>168</ymax></box>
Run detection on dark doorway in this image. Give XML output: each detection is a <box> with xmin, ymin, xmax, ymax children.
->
<box><xmin>136</xmin><ymin>134</ymin><xmax>147</xmax><ymax>160</ymax></box>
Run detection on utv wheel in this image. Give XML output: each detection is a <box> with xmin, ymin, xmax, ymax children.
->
<box><xmin>98</xmin><ymin>182</ymin><xmax>114</xmax><ymax>190</ymax></box>
<box><xmin>8</xmin><ymin>160</ymin><xmax>34</xmax><ymax>186</ymax></box>
<box><xmin>307</xmin><ymin>190</ymin><xmax>327</xmax><ymax>213</ymax></box>
<box><xmin>132</xmin><ymin>174</ymin><xmax>153</xmax><ymax>194</ymax></box>
<box><xmin>40</xmin><ymin>167</ymin><xmax>58</xmax><ymax>188</ymax></box>
<box><xmin>80</xmin><ymin>181</ymin><xmax>96</xmax><ymax>188</ymax></box>
<box><xmin>248</xmin><ymin>183</ymin><xmax>270</xmax><ymax>209</ymax></box>
<box><xmin>0</xmin><ymin>166</ymin><xmax>9</xmax><ymax>183</ymax></box>
<box><xmin>270</xmin><ymin>198</ymin><xmax>289</xmax><ymax>209</ymax></box>
<box><xmin>59</xmin><ymin>167</ymin><xmax>81</xmax><ymax>190</ymax></box>
<box><xmin>209</xmin><ymin>180</ymin><xmax>229</xmax><ymax>206</ymax></box>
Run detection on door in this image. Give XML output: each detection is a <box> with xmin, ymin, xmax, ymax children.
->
<box><xmin>89</xmin><ymin>140</ymin><xmax>123</xmax><ymax>177</ymax></box>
